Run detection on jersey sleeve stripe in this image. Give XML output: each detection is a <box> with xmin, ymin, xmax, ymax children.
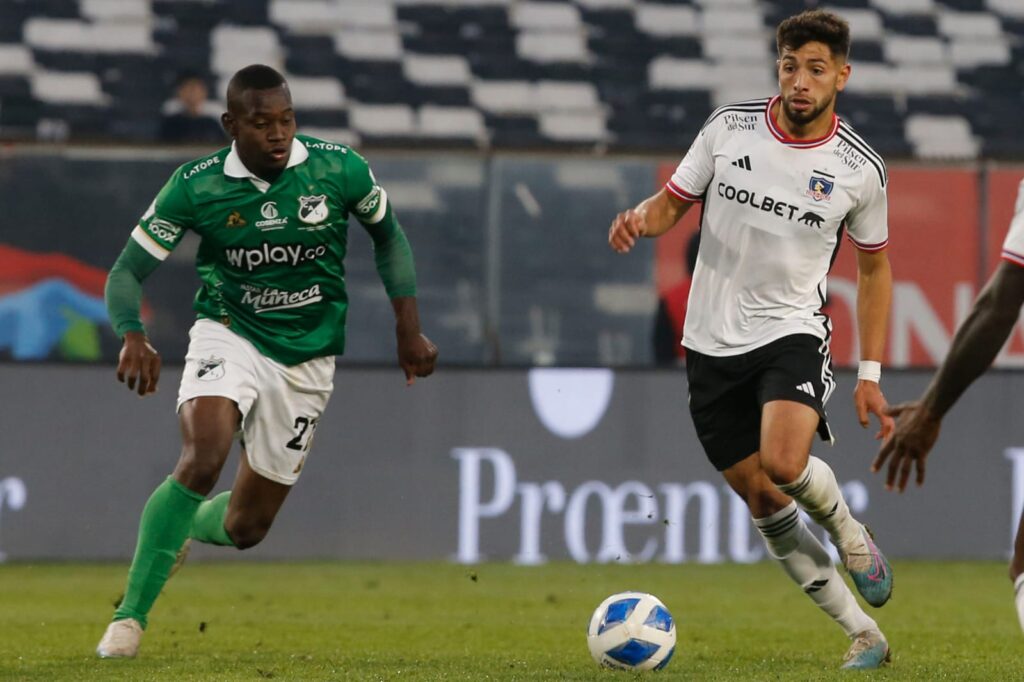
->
<box><xmin>131</xmin><ymin>225</ymin><xmax>171</xmax><ymax>261</ymax></box>
<box><xmin>1002</xmin><ymin>249</ymin><xmax>1024</xmax><ymax>268</ymax></box>
<box><xmin>666</xmin><ymin>180</ymin><xmax>701</xmax><ymax>202</ymax></box>
<box><xmin>847</xmin><ymin>235</ymin><xmax>888</xmax><ymax>252</ymax></box>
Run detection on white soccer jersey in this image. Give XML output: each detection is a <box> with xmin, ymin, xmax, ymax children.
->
<box><xmin>668</xmin><ymin>96</ymin><xmax>889</xmax><ymax>356</ymax></box>
<box><xmin>1000</xmin><ymin>179</ymin><xmax>1024</xmax><ymax>268</ymax></box>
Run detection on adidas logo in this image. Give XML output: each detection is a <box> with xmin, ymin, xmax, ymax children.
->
<box><xmin>795</xmin><ymin>382</ymin><xmax>816</xmax><ymax>398</ymax></box>
<box><xmin>730</xmin><ymin>155</ymin><xmax>752</xmax><ymax>171</ymax></box>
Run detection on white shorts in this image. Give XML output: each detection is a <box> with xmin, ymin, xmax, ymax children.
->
<box><xmin>177</xmin><ymin>318</ymin><xmax>335</xmax><ymax>485</ymax></box>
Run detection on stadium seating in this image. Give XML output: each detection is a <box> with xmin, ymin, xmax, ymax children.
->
<box><xmin>0</xmin><ymin>0</ymin><xmax>1022</xmax><ymax>158</ymax></box>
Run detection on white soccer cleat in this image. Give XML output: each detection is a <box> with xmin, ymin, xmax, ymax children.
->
<box><xmin>96</xmin><ymin>618</ymin><xmax>143</xmax><ymax>658</ymax></box>
<box><xmin>841</xmin><ymin>628</ymin><xmax>890</xmax><ymax>670</ymax></box>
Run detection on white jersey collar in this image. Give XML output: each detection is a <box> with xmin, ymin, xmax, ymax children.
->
<box><xmin>224</xmin><ymin>138</ymin><xmax>309</xmax><ymax>192</ymax></box>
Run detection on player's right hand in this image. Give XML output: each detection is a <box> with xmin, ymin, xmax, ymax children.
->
<box><xmin>118</xmin><ymin>331</ymin><xmax>161</xmax><ymax>396</ymax></box>
<box><xmin>608</xmin><ymin>208</ymin><xmax>646</xmax><ymax>253</ymax></box>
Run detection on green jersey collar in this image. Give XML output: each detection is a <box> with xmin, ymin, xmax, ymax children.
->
<box><xmin>223</xmin><ymin>138</ymin><xmax>309</xmax><ymax>193</ymax></box>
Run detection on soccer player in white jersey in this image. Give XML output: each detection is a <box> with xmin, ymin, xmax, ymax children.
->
<box><xmin>609</xmin><ymin>10</ymin><xmax>894</xmax><ymax>669</ymax></box>
<box><xmin>875</xmin><ymin>178</ymin><xmax>1024</xmax><ymax>635</ymax></box>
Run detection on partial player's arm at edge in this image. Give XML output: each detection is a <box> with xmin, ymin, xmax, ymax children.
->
<box><xmin>919</xmin><ymin>261</ymin><xmax>1024</xmax><ymax>420</ymax></box>
<box><xmin>873</xmin><ymin>261</ymin><xmax>1024</xmax><ymax>490</ymax></box>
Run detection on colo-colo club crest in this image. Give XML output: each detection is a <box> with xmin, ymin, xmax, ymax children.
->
<box><xmin>298</xmin><ymin>195</ymin><xmax>329</xmax><ymax>224</ymax></box>
<box><xmin>806</xmin><ymin>170</ymin><xmax>835</xmax><ymax>202</ymax></box>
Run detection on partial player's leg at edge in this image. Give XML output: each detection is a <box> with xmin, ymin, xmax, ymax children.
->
<box><xmin>1011</xmin><ymin>508</ymin><xmax>1024</xmax><ymax>633</ymax></box>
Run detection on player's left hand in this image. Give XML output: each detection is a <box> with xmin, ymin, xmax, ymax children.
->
<box><xmin>397</xmin><ymin>331</ymin><xmax>437</xmax><ymax>386</ymax></box>
<box><xmin>871</xmin><ymin>401</ymin><xmax>941</xmax><ymax>492</ymax></box>
<box><xmin>853</xmin><ymin>379</ymin><xmax>894</xmax><ymax>441</ymax></box>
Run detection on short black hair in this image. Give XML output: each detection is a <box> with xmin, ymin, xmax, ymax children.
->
<box><xmin>776</xmin><ymin>10</ymin><xmax>850</xmax><ymax>60</ymax></box>
<box><xmin>226</xmin><ymin>64</ymin><xmax>287</xmax><ymax>105</ymax></box>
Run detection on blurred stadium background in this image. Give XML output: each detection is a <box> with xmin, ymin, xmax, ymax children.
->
<box><xmin>2</xmin><ymin>0</ymin><xmax>1024</xmax><ymax>586</ymax></box>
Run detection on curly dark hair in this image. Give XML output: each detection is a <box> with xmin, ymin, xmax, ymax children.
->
<box><xmin>776</xmin><ymin>10</ymin><xmax>850</xmax><ymax>60</ymax></box>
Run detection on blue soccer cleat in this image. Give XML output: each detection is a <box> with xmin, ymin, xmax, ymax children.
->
<box><xmin>840</xmin><ymin>525</ymin><xmax>893</xmax><ymax>608</ymax></box>
<box><xmin>841</xmin><ymin>629</ymin><xmax>890</xmax><ymax>670</ymax></box>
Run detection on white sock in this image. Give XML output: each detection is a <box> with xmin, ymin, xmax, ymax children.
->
<box><xmin>777</xmin><ymin>457</ymin><xmax>861</xmax><ymax>551</ymax></box>
<box><xmin>1014</xmin><ymin>574</ymin><xmax>1024</xmax><ymax>634</ymax></box>
<box><xmin>755</xmin><ymin>502</ymin><xmax>877</xmax><ymax>638</ymax></box>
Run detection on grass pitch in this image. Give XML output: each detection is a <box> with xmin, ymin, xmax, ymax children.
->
<box><xmin>0</xmin><ymin>561</ymin><xmax>1019</xmax><ymax>680</ymax></box>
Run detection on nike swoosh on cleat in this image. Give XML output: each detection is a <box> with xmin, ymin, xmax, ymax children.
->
<box><xmin>866</xmin><ymin>547</ymin><xmax>886</xmax><ymax>582</ymax></box>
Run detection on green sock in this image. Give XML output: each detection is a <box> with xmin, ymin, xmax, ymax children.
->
<box><xmin>113</xmin><ymin>476</ymin><xmax>203</xmax><ymax>629</ymax></box>
<box><xmin>190</xmin><ymin>491</ymin><xmax>235</xmax><ymax>546</ymax></box>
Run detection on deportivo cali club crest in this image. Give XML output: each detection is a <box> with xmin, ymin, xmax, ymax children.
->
<box><xmin>197</xmin><ymin>356</ymin><xmax>225</xmax><ymax>381</ymax></box>
<box><xmin>298</xmin><ymin>195</ymin><xmax>329</xmax><ymax>224</ymax></box>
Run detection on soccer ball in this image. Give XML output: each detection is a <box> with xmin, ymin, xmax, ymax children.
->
<box><xmin>586</xmin><ymin>591</ymin><xmax>676</xmax><ymax>671</ymax></box>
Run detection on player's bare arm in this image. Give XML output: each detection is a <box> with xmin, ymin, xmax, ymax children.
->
<box><xmin>852</xmin><ymin>247</ymin><xmax>893</xmax><ymax>439</ymax></box>
<box><xmin>609</xmin><ymin>189</ymin><xmax>693</xmax><ymax>253</ymax></box>
<box><xmin>873</xmin><ymin>262</ymin><xmax>1024</xmax><ymax>491</ymax></box>
<box><xmin>117</xmin><ymin>331</ymin><xmax>162</xmax><ymax>396</ymax></box>
<box><xmin>392</xmin><ymin>296</ymin><xmax>438</xmax><ymax>385</ymax></box>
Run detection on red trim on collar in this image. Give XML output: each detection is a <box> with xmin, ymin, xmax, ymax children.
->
<box><xmin>765</xmin><ymin>96</ymin><xmax>839</xmax><ymax>148</ymax></box>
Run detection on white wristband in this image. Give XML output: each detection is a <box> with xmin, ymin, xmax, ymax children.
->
<box><xmin>857</xmin><ymin>360</ymin><xmax>881</xmax><ymax>383</ymax></box>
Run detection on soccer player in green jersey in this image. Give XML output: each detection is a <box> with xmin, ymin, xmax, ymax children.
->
<box><xmin>96</xmin><ymin>64</ymin><xmax>438</xmax><ymax>658</ymax></box>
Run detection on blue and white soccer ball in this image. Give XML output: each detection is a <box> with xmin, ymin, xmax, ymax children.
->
<box><xmin>586</xmin><ymin>591</ymin><xmax>677</xmax><ymax>671</ymax></box>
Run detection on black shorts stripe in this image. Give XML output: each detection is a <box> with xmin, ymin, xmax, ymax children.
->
<box><xmin>817</xmin><ymin>337</ymin><xmax>836</xmax><ymax>406</ymax></box>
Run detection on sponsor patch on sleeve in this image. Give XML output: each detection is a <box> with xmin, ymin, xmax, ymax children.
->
<box><xmin>354</xmin><ymin>185</ymin><xmax>388</xmax><ymax>223</ymax></box>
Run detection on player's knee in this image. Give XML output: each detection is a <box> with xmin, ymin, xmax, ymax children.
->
<box><xmin>744</xmin><ymin>485</ymin><xmax>789</xmax><ymax>518</ymax></box>
<box><xmin>174</xmin><ymin>454</ymin><xmax>224</xmax><ymax>493</ymax></box>
<box><xmin>225</xmin><ymin>518</ymin><xmax>271</xmax><ymax>550</ymax></box>
<box><xmin>760</xmin><ymin>456</ymin><xmax>804</xmax><ymax>487</ymax></box>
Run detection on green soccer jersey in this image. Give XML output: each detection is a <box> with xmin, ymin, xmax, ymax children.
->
<box><xmin>131</xmin><ymin>135</ymin><xmax>403</xmax><ymax>366</ymax></box>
